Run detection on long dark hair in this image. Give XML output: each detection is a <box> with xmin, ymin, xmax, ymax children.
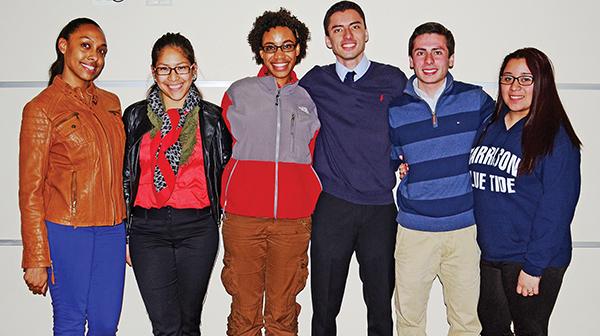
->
<box><xmin>151</xmin><ymin>32</ymin><xmax>196</xmax><ymax>68</ymax></box>
<box><xmin>48</xmin><ymin>18</ymin><xmax>101</xmax><ymax>86</ymax></box>
<box><xmin>491</xmin><ymin>47</ymin><xmax>581</xmax><ymax>174</ymax></box>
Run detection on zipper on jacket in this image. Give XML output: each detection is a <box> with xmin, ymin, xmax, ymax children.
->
<box><xmin>71</xmin><ymin>171</ymin><xmax>77</xmax><ymax>217</ymax></box>
<box><xmin>273</xmin><ymin>89</ymin><xmax>281</xmax><ymax>218</ymax></box>
<box><xmin>126</xmin><ymin>135</ymin><xmax>144</xmax><ymax>226</ymax></box>
<box><xmin>290</xmin><ymin>113</ymin><xmax>296</xmax><ymax>153</ymax></box>
<box><xmin>223</xmin><ymin>160</ymin><xmax>240</xmax><ymax>214</ymax></box>
<box><xmin>414</xmin><ymin>95</ymin><xmax>439</xmax><ymax>128</ymax></box>
<box><xmin>92</xmin><ymin>112</ymin><xmax>117</xmax><ymax>224</ymax></box>
<box><xmin>430</xmin><ymin>95</ymin><xmax>447</xmax><ymax>128</ymax></box>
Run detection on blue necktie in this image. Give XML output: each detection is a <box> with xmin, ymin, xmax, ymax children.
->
<box><xmin>343</xmin><ymin>71</ymin><xmax>356</xmax><ymax>85</ymax></box>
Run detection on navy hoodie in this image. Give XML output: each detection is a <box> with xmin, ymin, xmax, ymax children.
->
<box><xmin>469</xmin><ymin>111</ymin><xmax>581</xmax><ymax>276</ymax></box>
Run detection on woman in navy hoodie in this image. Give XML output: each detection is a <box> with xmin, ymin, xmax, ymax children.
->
<box><xmin>470</xmin><ymin>47</ymin><xmax>581</xmax><ymax>336</ymax></box>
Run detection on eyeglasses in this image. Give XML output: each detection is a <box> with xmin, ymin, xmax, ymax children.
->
<box><xmin>154</xmin><ymin>65</ymin><xmax>192</xmax><ymax>76</ymax></box>
<box><xmin>499</xmin><ymin>75</ymin><xmax>534</xmax><ymax>86</ymax></box>
<box><xmin>261</xmin><ymin>42</ymin><xmax>297</xmax><ymax>54</ymax></box>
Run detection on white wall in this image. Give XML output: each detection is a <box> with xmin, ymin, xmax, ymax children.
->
<box><xmin>1</xmin><ymin>0</ymin><xmax>598</xmax><ymax>335</ymax></box>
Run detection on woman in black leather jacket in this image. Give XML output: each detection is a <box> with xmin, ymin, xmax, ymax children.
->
<box><xmin>122</xmin><ymin>32</ymin><xmax>231</xmax><ymax>335</ymax></box>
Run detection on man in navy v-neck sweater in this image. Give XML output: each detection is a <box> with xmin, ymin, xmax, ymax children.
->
<box><xmin>299</xmin><ymin>2</ymin><xmax>406</xmax><ymax>335</ymax></box>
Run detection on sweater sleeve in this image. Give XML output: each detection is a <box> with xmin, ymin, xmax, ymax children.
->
<box><xmin>389</xmin><ymin>105</ymin><xmax>404</xmax><ymax>170</ymax></box>
<box><xmin>523</xmin><ymin>139</ymin><xmax>581</xmax><ymax>276</ymax></box>
<box><xmin>479</xmin><ymin>91</ymin><xmax>495</xmax><ymax>122</ymax></box>
<box><xmin>390</xmin><ymin>143</ymin><xmax>404</xmax><ymax>171</ymax></box>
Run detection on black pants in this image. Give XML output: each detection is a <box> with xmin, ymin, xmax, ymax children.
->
<box><xmin>478</xmin><ymin>260</ymin><xmax>567</xmax><ymax>336</ymax></box>
<box><xmin>310</xmin><ymin>192</ymin><xmax>397</xmax><ymax>336</ymax></box>
<box><xmin>129</xmin><ymin>206</ymin><xmax>219</xmax><ymax>336</ymax></box>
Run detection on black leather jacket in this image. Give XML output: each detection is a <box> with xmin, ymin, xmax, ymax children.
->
<box><xmin>122</xmin><ymin>99</ymin><xmax>232</xmax><ymax>229</ymax></box>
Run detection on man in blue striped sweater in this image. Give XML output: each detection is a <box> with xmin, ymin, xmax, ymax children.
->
<box><xmin>388</xmin><ymin>22</ymin><xmax>494</xmax><ymax>336</ymax></box>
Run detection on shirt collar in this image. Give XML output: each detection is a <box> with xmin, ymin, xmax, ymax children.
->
<box><xmin>412</xmin><ymin>77</ymin><xmax>447</xmax><ymax>113</ymax></box>
<box><xmin>413</xmin><ymin>77</ymin><xmax>447</xmax><ymax>102</ymax></box>
<box><xmin>335</xmin><ymin>54</ymin><xmax>371</xmax><ymax>82</ymax></box>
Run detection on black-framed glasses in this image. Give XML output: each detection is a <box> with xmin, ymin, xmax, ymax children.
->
<box><xmin>499</xmin><ymin>75</ymin><xmax>534</xmax><ymax>86</ymax></box>
<box><xmin>261</xmin><ymin>42</ymin><xmax>297</xmax><ymax>54</ymax></box>
<box><xmin>154</xmin><ymin>65</ymin><xmax>192</xmax><ymax>76</ymax></box>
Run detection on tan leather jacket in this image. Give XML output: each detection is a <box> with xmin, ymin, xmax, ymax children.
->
<box><xmin>19</xmin><ymin>76</ymin><xmax>126</xmax><ymax>268</ymax></box>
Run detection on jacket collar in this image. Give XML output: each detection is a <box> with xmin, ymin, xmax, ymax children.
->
<box><xmin>256</xmin><ymin>65</ymin><xmax>299</xmax><ymax>94</ymax></box>
<box><xmin>52</xmin><ymin>75</ymin><xmax>99</xmax><ymax>107</ymax></box>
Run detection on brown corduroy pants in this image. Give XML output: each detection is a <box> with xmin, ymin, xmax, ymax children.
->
<box><xmin>221</xmin><ymin>213</ymin><xmax>311</xmax><ymax>336</ymax></box>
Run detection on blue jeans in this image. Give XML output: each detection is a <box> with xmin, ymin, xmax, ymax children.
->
<box><xmin>46</xmin><ymin>220</ymin><xmax>126</xmax><ymax>336</ymax></box>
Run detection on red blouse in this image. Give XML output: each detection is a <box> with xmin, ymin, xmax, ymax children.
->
<box><xmin>134</xmin><ymin>126</ymin><xmax>210</xmax><ymax>209</ymax></box>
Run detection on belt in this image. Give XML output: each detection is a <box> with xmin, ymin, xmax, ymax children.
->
<box><xmin>132</xmin><ymin>206</ymin><xmax>211</xmax><ymax>220</ymax></box>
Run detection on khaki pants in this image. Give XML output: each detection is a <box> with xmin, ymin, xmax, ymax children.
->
<box><xmin>221</xmin><ymin>213</ymin><xmax>311</xmax><ymax>336</ymax></box>
<box><xmin>394</xmin><ymin>225</ymin><xmax>481</xmax><ymax>336</ymax></box>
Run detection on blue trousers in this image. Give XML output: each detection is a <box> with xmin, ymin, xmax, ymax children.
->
<box><xmin>46</xmin><ymin>221</ymin><xmax>126</xmax><ymax>336</ymax></box>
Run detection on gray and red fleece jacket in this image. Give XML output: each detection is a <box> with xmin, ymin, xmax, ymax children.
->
<box><xmin>220</xmin><ymin>68</ymin><xmax>321</xmax><ymax>219</ymax></box>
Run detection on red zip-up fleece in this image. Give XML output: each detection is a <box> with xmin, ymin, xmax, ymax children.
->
<box><xmin>220</xmin><ymin>67</ymin><xmax>321</xmax><ymax>219</ymax></box>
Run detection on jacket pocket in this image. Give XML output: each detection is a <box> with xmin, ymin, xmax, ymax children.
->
<box><xmin>283</xmin><ymin>107</ymin><xmax>318</xmax><ymax>164</ymax></box>
<box><xmin>70</xmin><ymin>171</ymin><xmax>77</xmax><ymax>217</ymax></box>
<box><xmin>222</xmin><ymin>159</ymin><xmax>239</xmax><ymax>212</ymax></box>
<box><xmin>55</xmin><ymin>112</ymin><xmax>93</xmax><ymax>146</ymax></box>
<box><xmin>290</xmin><ymin>112</ymin><xmax>296</xmax><ymax>153</ymax></box>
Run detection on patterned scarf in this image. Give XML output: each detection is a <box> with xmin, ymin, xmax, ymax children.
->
<box><xmin>146</xmin><ymin>85</ymin><xmax>201</xmax><ymax>205</ymax></box>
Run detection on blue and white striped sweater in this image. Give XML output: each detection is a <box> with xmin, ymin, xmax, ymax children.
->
<box><xmin>389</xmin><ymin>74</ymin><xmax>494</xmax><ymax>232</ymax></box>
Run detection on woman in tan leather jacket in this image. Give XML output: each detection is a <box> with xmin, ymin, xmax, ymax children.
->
<box><xmin>19</xmin><ymin>18</ymin><xmax>127</xmax><ymax>335</ymax></box>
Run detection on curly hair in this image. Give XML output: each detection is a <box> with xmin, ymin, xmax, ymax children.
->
<box><xmin>247</xmin><ymin>8</ymin><xmax>310</xmax><ymax>65</ymax></box>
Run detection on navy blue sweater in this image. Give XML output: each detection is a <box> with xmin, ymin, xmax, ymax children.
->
<box><xmin>300</xmin><ymin>62</ymin><xmax>407</xmax><ymax>205</ymax></box>
<box><xmin>389</xmin><ymin>74</ymin><xmax>494</xmax><ymax>232</ymax></box>
<box><xmin>470</xmin><ymin>111</ymin><xmax>581</xmax><ymax>276</ymax></box>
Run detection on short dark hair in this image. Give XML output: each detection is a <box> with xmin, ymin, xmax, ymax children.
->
<box><xmin>323</xmin><ymin>1</ymin><xmax>366</xmax><ymax>36</ymax></box>
<box><xmin>151</xmin><ymin>32</ymin><xmax>196</xmax><ymax>67</ymax></box>
<box><xmin>247</xmin><ymin>8</ymin><xmax>310</xmax><ymax>65</ymax></box>
<box><xmin>408</xmin><ymin>22</ymin><xmax>455</xmax><ymax>56</ymax></box>
<box><xmin>49</xmin><ymin>18</ymin><xmax>102</xmax><ymax>86</ymax></box>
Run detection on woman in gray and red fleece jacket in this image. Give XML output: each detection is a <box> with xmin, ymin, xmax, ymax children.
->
<box><xmin>220</xmin><ymin>8</ymin><xmax>321</xmax><ymax>336</ymax></box>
